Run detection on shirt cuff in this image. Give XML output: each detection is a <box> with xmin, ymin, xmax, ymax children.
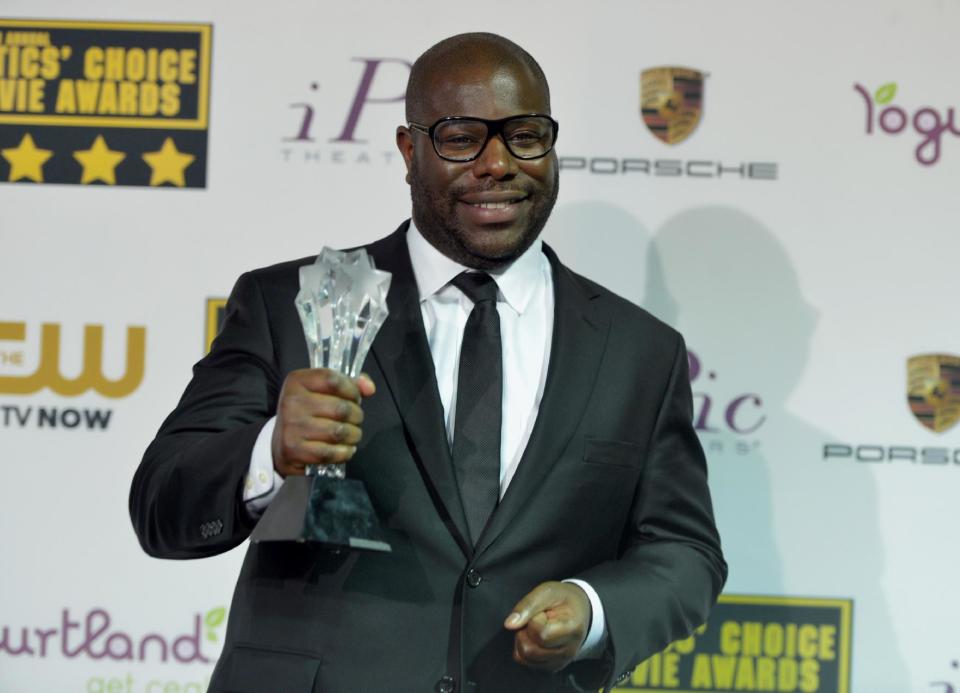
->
<box><xmin>243</xmin><ymin>417</ymin><xmax>283</xmax><ymax>516</ymax></box>
<box><xmin>563</xmin><ymin>578</ymin><xmax>608</xmax><ymax>660</ymax></box>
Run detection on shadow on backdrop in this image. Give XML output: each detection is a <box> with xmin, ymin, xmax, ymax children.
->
<box><xmin>545</xmin><ymin>201</ymin><xmax>653</xmax><ymax>308</ymax></box>
<box><xmin>549</xmin><ymin>201</ymin><xmax>785</xmax><ymax>591</ymax></box>
<box><xmin>645</xmin><ymin>206</ymin><xmax>908</xmax><ymax>690</ymax></box>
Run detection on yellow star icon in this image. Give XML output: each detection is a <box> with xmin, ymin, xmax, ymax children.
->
<box><xmin>2</xmin><ymin>133</ymin><xmax>53</xmax><ymax>183</ymax></box>
<box><xmin>73</xmin><ymin>135</ymin><xmax>126</xmax><ymax>185</ymax></box>
<box><xmin>142</xmin><ymin>137</ymin><xmax>195</xmax><ymax>187</ymax></box>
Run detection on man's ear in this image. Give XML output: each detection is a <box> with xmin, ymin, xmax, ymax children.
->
<box><xmin>396</xmin><ymin>126</ymin><xmax>414</xmax><ymax>184</ymax></box>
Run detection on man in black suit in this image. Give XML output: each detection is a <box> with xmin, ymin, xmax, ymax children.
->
<box><xmin>130</xmin><ymin>32</ymin><xmax>725</xmax><ymax>692</ymax></box>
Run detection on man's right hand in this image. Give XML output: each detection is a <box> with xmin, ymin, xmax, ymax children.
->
<box><xmin>271</xmin><ymin>368</ymin><xmax>376</xmax><ymax>477</ymax></box>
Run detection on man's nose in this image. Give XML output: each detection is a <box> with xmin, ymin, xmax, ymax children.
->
<box><xmin>470</xmin><ymin>134</ymin><xmax>518</xmax><ymax>179</ymax></box>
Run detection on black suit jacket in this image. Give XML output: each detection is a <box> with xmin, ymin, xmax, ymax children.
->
<box><xmin>130</xmin><ymin>223</ymin><xmax>726</xmax><ymax>692</ymax></box>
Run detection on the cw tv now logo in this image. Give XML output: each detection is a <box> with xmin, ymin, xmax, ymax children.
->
<box><xmin>0</xmin><ymin>321</ymin><xmax>145</xmax><ymax>431</ymax></box>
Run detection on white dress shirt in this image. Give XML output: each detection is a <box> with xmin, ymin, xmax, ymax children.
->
<box><xmin>407</xmin><ymin>224</ymin><xmax>553</xmax><ymax>493</ymax></box>
<box><xmin>242</xmin><ymin>222</ymin><xmax>607</xmax><ymax>658</ymax></box>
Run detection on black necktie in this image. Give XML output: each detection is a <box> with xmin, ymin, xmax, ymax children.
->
<box><xmin>451</xmin><ymin>271</ymin><xmax>502</xmax><ymax>546</ymax></box>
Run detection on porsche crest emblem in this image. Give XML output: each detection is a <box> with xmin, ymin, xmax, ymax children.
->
<box><xmin>907</xmin><ymin>354</ymin><xmax>960</xmax><ymax>433</ymax></box>
<box><xmin>640</xmin><ymin>67</ymin><xmax>705</xmax><ymax>145</ymax></box>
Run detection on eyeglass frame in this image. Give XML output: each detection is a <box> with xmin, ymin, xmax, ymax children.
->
<box><xmin>406</xmin><ymin>113</ymin><xmax>560</xmax><ymax>163</ymax></box>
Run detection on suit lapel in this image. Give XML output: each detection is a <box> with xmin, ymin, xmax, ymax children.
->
<box><xmin>368</xmin><ymin>223</ymin><xmax>473</xmax><ymax>558</ymax></box>
<box><xmin>474</xmin><ymin>245</ymin><xmax>610</xmax><ymax>557</ymax></box>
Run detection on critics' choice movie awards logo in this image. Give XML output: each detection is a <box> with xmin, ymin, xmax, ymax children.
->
<box><xmin>560</xmin><ymin>65</ymin><xmax>777</xmax><ymax>180</ymax></box>
<box><xmin>854</xmin><ymin>82</ymin><xmax>958</xmax><ymax>166</ymax></box>
<box><xmin>205</xmin><ymin>298</ymin><xmax>226</xmax><ymax>353</ymax></box>
<box><xmin>824</xmin><ymin>353</ymin><xmax>960</xmax><ymax>466</ymax></box>
<box><xmin>614</xmin><ymin>595</ymin><xmax>852</xmax><ymax>693</ymax></box>
<box><xmin>0</xmin><ymin>605</ymin><xmax>226</xmax><ymax>692</ymax></box>
<box><xmin>0</xmin><ymin>19</ymin><xmax>211</xmax><ymax>187</ymax></box>
<box><xmin>0</xmin><ymin>320</ymin><xmax>145</xmax><ymax>430</ymax></box>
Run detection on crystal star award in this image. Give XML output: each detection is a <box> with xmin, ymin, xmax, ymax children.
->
<box><xmin>250</xmin><ymin>247</ymin><xmax>392</xmax><ymax>551</ymax></box>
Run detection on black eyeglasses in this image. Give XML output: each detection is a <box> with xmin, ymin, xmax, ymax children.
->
<box><xmin>407</xmin><ymin>114</ymin><xmax>559</xmax><ymax>162</ymax></box>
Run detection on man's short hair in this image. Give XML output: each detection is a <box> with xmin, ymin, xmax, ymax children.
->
<box><xmin>405</xmin><ymin>32</ymin><xmax>551</xmax><ymax>122</ymax></box>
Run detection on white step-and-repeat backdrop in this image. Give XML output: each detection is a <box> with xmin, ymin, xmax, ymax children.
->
<box><xmin>1</xmin><ymin>1</ymin><xmax>957</xmax><ymax>691</ymax></box>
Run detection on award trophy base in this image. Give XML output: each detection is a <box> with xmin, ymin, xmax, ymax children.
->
<box><xmin>249</xmin><ymin>475</ymin><xmax>392</xmax><ymax>552</ymax></box>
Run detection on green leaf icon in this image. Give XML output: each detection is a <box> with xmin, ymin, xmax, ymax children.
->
<box><xmin>874</xmin><ymin>83</ymin><xmax>897</xmax><ymax>105</ymax></box>
<box><xmin>205</xmin><ymin>607</ymin><xmax>226</xmax><ymax>628</ymax></box>
<box><xmin>207</xmin><ymin>631</ymin><xmax>218</xmax><ymax>643</ymax></box>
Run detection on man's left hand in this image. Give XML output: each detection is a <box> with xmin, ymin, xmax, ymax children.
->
<box><xmin>504</xmin><ymin>581</ymin><xmax>591</xmax><ymax>672</ymax></box>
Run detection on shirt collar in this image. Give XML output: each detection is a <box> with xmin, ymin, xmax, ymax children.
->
<box><xmin>406</xmin><ymin>219</ymin><xmax>545</xmax><ymax>315</ymax></box>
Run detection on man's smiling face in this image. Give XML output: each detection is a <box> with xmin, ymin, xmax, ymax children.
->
<box><xmin>398</xmin><ymin>58</ymin><xmax>559</xmax><ymax>270</ymax></box>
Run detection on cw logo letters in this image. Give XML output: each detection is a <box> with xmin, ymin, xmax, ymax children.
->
<box><xmin>0</xmin><ymin>322</ymin><xmax>146</xmax><ymax>397</ymax></box>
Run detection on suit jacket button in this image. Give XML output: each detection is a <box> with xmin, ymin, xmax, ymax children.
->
<box><xmin>465</xmin><ymin>569</ymin><xmax>482</xmax><ymax>588</ymax></box>
<box><xmin>435</xmin><ymin>675</ymin><xmax>456</xmax><ymax>693</ymax></box>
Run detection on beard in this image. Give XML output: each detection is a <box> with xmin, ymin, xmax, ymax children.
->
<box><xmin>409</xmin><ymin>159</ymin><xmax>560</xmax><ymax>270</ymax></box>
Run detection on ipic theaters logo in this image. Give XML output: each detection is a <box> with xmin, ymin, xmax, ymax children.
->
<box><xmin>281</xmin><ymin>58</ymin><xmax>410</xmax><ymax>167</ymax></box>
<box><xmin>560</xmin><ymin>66</ymin><xmax>778</xmax><ymax>181</ymax></box>
<box><xmin>824</xmin><ymin>353</ymin><xmax>960</xmax><ymax>466</ymax></box>
<box><xmin>618</xmin><ymin>595</ymin><xmax>852</xmax><ymax>693</ymax></box>
<box><xmin>0</xmin><ymin>605</ymin><xmax>226</xmax><ymax>693</ymax></box>
<box><xmin>689</xmin><ymin>349</ymin><xmax>766</xmax><ymax>456</ymax></box>
<box><xmin>0</xmin><ymin>19</ymin><xmax>211</xmax><ymax>188</ymax></box>
<box><xmin>854</xmin><ymin>82</ymin><xmax>958</xmax><ymax>166</ymax></box>
<box><xmin>0</xmin><ymin>320</ymin><xmax>145</xmax><ymax>430</ymax></box>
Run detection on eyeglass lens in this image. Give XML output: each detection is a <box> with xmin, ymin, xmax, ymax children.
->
<box><xmin>433</xmin><ymin>117</ymin><xmax>555</xmax><ymax>161</ymax></box>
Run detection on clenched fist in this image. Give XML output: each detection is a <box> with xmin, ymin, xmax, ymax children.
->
<box><xmin>271</xmin><ymin>368</ymin><xmax>376</xmax><ymax>477</ymax></box>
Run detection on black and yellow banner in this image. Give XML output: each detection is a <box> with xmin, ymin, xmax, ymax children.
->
<box><xmin>205</xmin><ymin>297</ymin><xmax>226</xmax><ymax>353</ymax></box>
<box><xmin>0</xmin><ymin>19</ymin><xmax>211</xmax><ymax>187</ymax></box>
<box><xmin>616</xmin><ymin>595</ymin><xmax>853</xmax><ymax>693</ymax></box>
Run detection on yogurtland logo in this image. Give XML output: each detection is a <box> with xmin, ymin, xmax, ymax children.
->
<box><xmin>0</xmin><ymin>606</ymin><xmax>225</xmax><ymax>663</ymax></box>
<box><xmin>854</xmin><ymin>82</ymin><xmax>959</xmax><ymax>165</ymax></box>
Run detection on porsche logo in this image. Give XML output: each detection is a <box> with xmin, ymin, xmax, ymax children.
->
<box><xmin>640</xmin><ymin>67</ymin><xmax>705</xmax><ymax>145</ymax></box>
<box><xmin>907</xmin><ymin>354</ymin><xmax>960</xmax><ymax>433</ymax></box>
